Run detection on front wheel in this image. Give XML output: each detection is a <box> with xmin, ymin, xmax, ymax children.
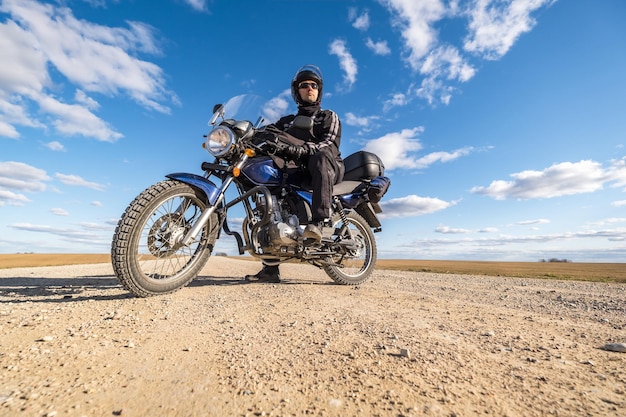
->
<box><xmin>323</xmin><ymin>211</ymin><xmax>377</xmax><ymax>285</ymax></box>
<box><xmin>111</xmin><ymin>180</ymin><xmax>219</xmax><ymax>297</ymax></box>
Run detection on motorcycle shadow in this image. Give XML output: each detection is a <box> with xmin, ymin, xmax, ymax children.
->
<box><xmin>191</xmin><ymin>275</ymin><xmax>338</xmax><ymax>286</ymax></box>
<box><xmin>189</xmin><ymin>276</ymin><xmax>248</xmax><ymax>286</ymax></box>
<box><xmin>0</xmin><ymin>275</ymin><xmax>131</xmax><ymax>303</ymax></box>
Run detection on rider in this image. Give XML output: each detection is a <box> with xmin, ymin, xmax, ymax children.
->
<box><xmin>245</xmin><ymin>64</ymin><xmax>344</xmax><ymax>283</ymax></box>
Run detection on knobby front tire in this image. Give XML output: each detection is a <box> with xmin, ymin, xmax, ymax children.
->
<box><xmin>111</xmin><ymin>180</ymin><xmax>219</xmax><ymax>297</ymax></box>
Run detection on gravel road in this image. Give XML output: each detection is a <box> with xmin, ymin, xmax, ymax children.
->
<box><xmin>1</xmin><ymin>257</ymin><xmax>625</xmax><ymax>416</ymax></box>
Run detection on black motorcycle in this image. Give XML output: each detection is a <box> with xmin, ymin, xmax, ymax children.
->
<box><xmin>111</xmin><ymin>95</ymin><xmax>390</xmax><ymax>297</ymax></box>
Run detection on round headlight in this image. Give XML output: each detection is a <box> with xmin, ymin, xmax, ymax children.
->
<box><xmin>204</xmin><ymin>126</ymin><xmax>235</xmax><ymax>156</ymax></box>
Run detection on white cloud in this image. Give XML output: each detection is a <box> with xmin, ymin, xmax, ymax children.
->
<box><xmin>45</xmin><ymin>141</ymin><xmax>65</xmax><ymax>151</ymax></box>
<box><xmin>0</xmin><ymin>120</ymin><xmax>20</xmax><ymax>138</ymax></box>
<box><xmin>398</xmin><ymin>228</ymin><xmax>626</xmax><ymax>262</ymax></box>
<box><xmin>381</xmin><ymin>0</ymin><xmax>446</xmax><ymax>68</ymax></box>
<box><xmin>416</xmin><ymin>46</ymin><xmax>475</xmax><ymax>105</ymax></box>
<box><xmin>74</xmin><ymin>89</ymin><xmax>100</xmax><ymax>111</ymax></box>
<box><xmin>0</xmin><ymin>161</ymin><xmax>50</xmax><ymax>192</ymax></box>
<box><xmin>0</xmin><ymin>189</ymin><xmax>31</xmax><ymax>206</ymax></box>
<box><xmin>587</xmin><ymin>218</ymin><xmax>626</xmax><ymax>227</ymax></box>
<box><xmin>607</xmin><ymin>156</ymin><xmax>626</xmax><ymax>189</ymax></box>
<box><xmin>363</xmin><ymin>128</ymin><xmax>472</xmax><ymax>171</ymax></box>
<box><xmin>263</xmin><ymin>90</ymin><xmax>292</xmax><ymax>122</ymax></box>
<box><xmin>471</xmin><ymin>159</ymin><xmax>625</xmax><ymax>200</ymax></box>
<box><xmin>612</xmin><ymin>200</ymin><xmax>626</xmax><ymax>207</ymax></box>
<box><xmin>380</xmin><ymin>194</ymin><xmax>456</xmax><ymax>218</ymax></box>
<box><xmin>80</xmin><ymin>221</ymin><xmax>114</xmax><ymax>231</ymax></box>
<box><xmin>516</xmin><ymin>219</ymin><xmax>550</xmax><ymax>226</ymax></box>
<box><xmin>9</xmin><ymin>222</ymin><xmax>110</xmax><ymax>244</ymax></box>
<box><xmin>349</xmin><ymin>8</ymin><xmax>370</xmax><ymax>31</ymax></box>
<box><xmin>0</xmin><ymin>161</ymin><xmax>50</xmax><ymax>206</ymax></box>
<box><xmin>80</xmin><ymin>0</ymin><xmax>111</xmax><ymax>7</ymax></box>
<box><xmin>380</xmin><ymin>0</ymin><xmax>472</xmax><ymax>105</ymax></box>
<box><xmin>344</xmin><ymin>112</ymin><xmax>381</xmax><ymax>131</ymax></box>
<box><xmin>464</xmin><ymin>0</ymin><xmax>555</xmax><ymax>60</ymax></box>
<box><xmin>50</xmin><ymin>207</ymin><xmax>69</xmax><ymax>216</ymax></box>
<box><xmin>365</xmin><ymin>38</ymin><xmax>391</xmax><ymax>56</ymax></box>
<box><xmin>329</xmin><ymin>39</ymin><xmax>358</xmax><ymax>90</ymax></box>
<box><xmin>344</xmin><ymin>112</ymin><xmax>380</xmax><ymax>135</ymax></box>
<box><xmin>379</xmin><ymin>0</ymin><xmax>552</xmax><ymax>105</ymax></box>
<box><xmin>0</xmin><ymin>0</ymin><xmax>176</xmax><ymax>141</ymax></box>
<box><xmin>183</xmin><ymin>0</ymin><xmax>207</xmax><ymax>12</ymax></box>
<box><xmin>436</xmin><ymin>225</ymin><xmax>501</xmax><ymax>234</ymax></box>
<box><xmin>415</xmin><ymin>147</ymin><xmax>473</xmax><ymax>168</ymax></box>
<box><xmin>344</xmin><ymin>112</ymin><xmax>370</xmax><ymax>128</ymax></box>
<box><xmin>436</xmin><ymin>225</ymin><xmax>472</xmax><ymax>234</ymax></box>
<box><xmin>363</xmin><ymin>128</ymin><xmax>423</xmax><ymax>170</ymax></box>
<box><xmin>383</xmin><ymin>92</ymin><xmax>410</xmax><ymax>112</ymax></box>
<box><xmin>36</xmin><ymin>93</ymin><xmax>123</xmax><ymax>142</ymax></box>
<box><xmin>55</xmin><ymin>173</ymin><xmax>106</xmax><ymax>191</ymax></box>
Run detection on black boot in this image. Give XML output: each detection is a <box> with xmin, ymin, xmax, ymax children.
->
<box><xmin>244</xmin><ymin>265</ymin><xmax>281</xmax><ymax>283</ymax></box>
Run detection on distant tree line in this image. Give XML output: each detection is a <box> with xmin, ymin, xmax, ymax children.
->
<box><xmin>539</xmin><ymin>258</ymin><xmax>572</xmax><ymax>263</ymax></box>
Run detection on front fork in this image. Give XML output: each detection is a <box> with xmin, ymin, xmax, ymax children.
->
<box><xmin>173</xmin><ymin>154</ymin><xmax>251</xmax><ymax>247</ymax></box>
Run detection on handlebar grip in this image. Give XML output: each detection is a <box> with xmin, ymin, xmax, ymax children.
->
<box><xmin>201</xmin><ymin>162</ymin><xmax>226</xmax><ymax>172</ymax></box>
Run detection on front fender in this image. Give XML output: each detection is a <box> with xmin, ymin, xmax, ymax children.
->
<box><xmin>166</xmin><ymin>173</ymin><xmax>220</xmax><ymax>205</ymax></box>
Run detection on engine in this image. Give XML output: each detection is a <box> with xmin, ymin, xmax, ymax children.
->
<box><xmin>254</xmin><ymin>194</ymin><xmax>305</xmax><ymax>254</ymax></box>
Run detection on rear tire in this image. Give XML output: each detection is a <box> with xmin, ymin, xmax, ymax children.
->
<box><xmin>111</xmin><ymin>180</ymin><xmax>219</xmax><ymax>297</ymax></box>
<box><xmin>323</xmin><ymin>211</ymin><xmax>377</xmax><ymax>285</ymax></box>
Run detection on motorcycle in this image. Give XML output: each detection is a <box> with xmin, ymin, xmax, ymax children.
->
<box><xmin>111</xmin><ymin>95</ymin><xmax>390</xmax><ymax>297</ymax></box>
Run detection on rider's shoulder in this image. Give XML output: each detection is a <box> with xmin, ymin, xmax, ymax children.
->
<box><xmin>318</xmin><ymin>108</ymin><xmax>338</xmax><ymax>118</ymax></box>
<box><xmin>277</xmin><ymin>113</ymin><xmax>296</xmax><ymax>122</ymax></box>
<box><xmin>275</xmin><ymin>114</ymin><xmax>296</xmax><ymax>127</ymax></box>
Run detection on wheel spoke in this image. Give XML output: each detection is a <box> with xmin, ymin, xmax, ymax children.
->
<box><xmin>136</xmin><ymin>194</ymin><xmax>206</xmax><ymax>279</ymax></box>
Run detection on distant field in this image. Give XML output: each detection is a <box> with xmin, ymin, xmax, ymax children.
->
<box><xmin>375</xmin><ymin>259</ymin><xmax>626</xmax><ymax>283</ymax></box>
<box><xmin>0</xmin><ymin>254</ymin><xmax>624</xmax><ymax>283</ymax></box>
<box><xmin>0</xmin><ymin>254</ymin><xmax>111</xmax><ymax>269</ymax></box>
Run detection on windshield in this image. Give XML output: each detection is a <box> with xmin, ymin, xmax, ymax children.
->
<box><xmin>209</xmin><ymin>94</ymin><xmax>286</xmax><ymax>128</ymax></box>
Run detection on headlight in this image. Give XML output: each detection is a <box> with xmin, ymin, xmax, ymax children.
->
<box><xmin>204</xmin><ymin>126</ymin><xmax>235</xmax><ymax>156</ymax></box>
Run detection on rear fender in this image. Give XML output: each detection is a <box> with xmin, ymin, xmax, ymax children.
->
<box><xmin>166</xmin><ymin>173</ymin><xmax>221</xmax><ymax>205</ymax></box>
<box><xmin>355</xmin><ymin>202</ymin><xmax>382</xmax><ymax>231</ymax></box>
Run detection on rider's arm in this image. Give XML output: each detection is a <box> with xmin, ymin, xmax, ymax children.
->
<box><xmin>307</xmin><ymin>110</ymin><xmax>341</xmax><ymax>155</ymax></box>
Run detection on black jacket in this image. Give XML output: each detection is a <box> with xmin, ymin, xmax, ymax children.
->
<box><xmin>273</xmin><ymin>106</ymin><xmax>342</xmax><ymax>161</ymax></box>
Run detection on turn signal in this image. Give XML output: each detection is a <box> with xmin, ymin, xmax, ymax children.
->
<box><xmin>233</xmin><ymin>167</ymin><xmax>241</xmax><ymax>177</ymax></box>
<box><xmin>245</xmin><ymin>148</ymin><xmax>256</xmax><ymax>157</ymax></box>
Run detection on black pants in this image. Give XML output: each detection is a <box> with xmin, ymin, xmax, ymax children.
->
<box><xmin>307</xmin><ymin>148</ymin><xmax>344</xmax><ymax>222</ymax></box>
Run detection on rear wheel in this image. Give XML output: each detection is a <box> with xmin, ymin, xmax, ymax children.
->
<box><xmin>323</xmin><ymin>211</ymin><xmax>376</xmax><ymax>285</ymax></box>
<box><xmin>111</xmin><ymin>180</ymin><xmax>219</xmax><ymax>297</ymax></box>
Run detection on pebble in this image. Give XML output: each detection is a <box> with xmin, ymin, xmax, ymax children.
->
<box><xmin>602</xmin><ymin>343</ymin><xmax>626</xmax><ymax>353</ymax></box>
<box><xmin>328</xmin><ymin>398</ymin><xmax>342</xmax><ymax>407</ymax></box>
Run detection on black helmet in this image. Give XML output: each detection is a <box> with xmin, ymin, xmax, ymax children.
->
<box><xmin>291</xmin><ymin>64</ymin><xmax>323</xmax><ymax>106</ymax></box>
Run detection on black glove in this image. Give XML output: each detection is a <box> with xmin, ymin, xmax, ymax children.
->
<box><xmin>252</xmin><ymin>129</ymin><xmax>277</xmax><ymax>146</ymax></box>
<box><xmin>285</xmin><ymin>145</ymin><xmax>308</xmax><ymax>160</ymax></box>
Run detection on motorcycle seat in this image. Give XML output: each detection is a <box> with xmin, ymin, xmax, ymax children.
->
<box><xmin>295</xmin><ymin>178</ymin><xmax>364</xmax><ymax>197</ymax></box>
<box><xmin>332</xmin><ymin>180</ymin><xmax>365</xmax><ymax>196</ymax></box>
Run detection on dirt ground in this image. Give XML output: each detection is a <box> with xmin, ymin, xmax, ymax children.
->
<box><xmin>0</xmin><ymin>257</ymin><xmax>624</xmax><ymax>417</ymax></box>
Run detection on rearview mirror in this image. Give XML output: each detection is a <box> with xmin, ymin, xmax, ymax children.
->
<box><xmin>209</xmin><ymin>104</ymin><xmax>224</xmax><ymax>126</ymax></box>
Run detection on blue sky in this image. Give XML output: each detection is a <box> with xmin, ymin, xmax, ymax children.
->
<box><xmin>1</xmin><ymin>0</ymin><xmax>625</xmax><ymax>262</ymax></box>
